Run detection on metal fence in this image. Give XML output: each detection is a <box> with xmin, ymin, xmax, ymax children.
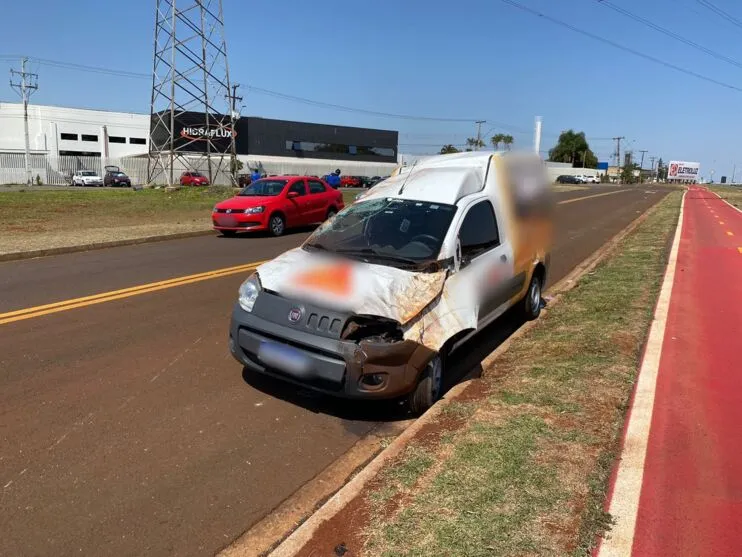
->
<box><xmin>0</xmin><ymin>153</ymin><xmax>239</xmax><ymax>186</ymax></box>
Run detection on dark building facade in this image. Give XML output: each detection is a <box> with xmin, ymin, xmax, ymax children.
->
<box><xmin>237</xmin><ymin>117</ymin><xmax>398</xmax><ymax>164</ymax></box>
<box><xmin>150</xmin><ymin>114</ymin><xmax>399</xmax><ymax>164</ymax></box>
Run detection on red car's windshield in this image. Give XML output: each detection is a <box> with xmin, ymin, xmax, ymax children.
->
<box><xmin>238</xmin><ymin>179</ymin><xmax>287</xmax><ymax>196</ymax></box>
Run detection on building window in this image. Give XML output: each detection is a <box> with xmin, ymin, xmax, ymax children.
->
<box><xmin>60</xmin><ymin>133</ymin><xmax>78</xmax><ymax>141</ymax></box>
<box><xmin>285</xmin><ymin>140</ymin><xmax>395</xmax><ymax>158</ymax></box>
<box><xmin>81</xmin><ymin>134</ymin><xmax>98</xmax><ymax>142</ymax></box>
<box><xmin>109</xmin><ymin>136</ymin><xmax>126</xmax><ymax>144</ymax></box>
<box><xmin>59</xmin><ymin>150</ymin><xmax>101</xmax><ymax>157</ymax></box>
<box><xmin>129</xmin><ymin>137</ymin><xmax>147</xmax><ymax>145</ymax></box>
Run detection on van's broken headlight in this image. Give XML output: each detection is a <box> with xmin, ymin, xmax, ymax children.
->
<box><xmin>238</xmin><ymin>274</ymin><xmax>261</xmax><ymax>312</ymax></box>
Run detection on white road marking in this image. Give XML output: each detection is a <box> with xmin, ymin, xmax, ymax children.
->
<box><xmin>597</xmin><ymin>190</ymin><xmax>687</xmax><ymax>557</ymax></box>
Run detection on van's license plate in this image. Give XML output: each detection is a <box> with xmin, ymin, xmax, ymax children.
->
<box><xmin>258</xmin><ymin>342</ymin><xmax>311</xmax><ymax>377</ymax></box>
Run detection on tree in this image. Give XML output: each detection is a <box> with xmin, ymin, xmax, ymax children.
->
<box><xmin>466</xmin><ymin>137</ymin><xmax>485</xmax><ymax>151</ymax></box>
<box><xmin>491</xmin><ymin>133</ymin><xmax>503</xmax><ymax>151</ymax></box>
<box><xmin>502</xmin><ymin>134</ymin><xmax>514</xmax><ymax>150</ymax></box>
<box><xmin>548</xmin><ymin>130</ymin><xmax>598</xmax><ymax>168</ymax></box>
<box><xmin>440</xmin><ymin>144</ymin><xmax>460</xmax><ymax>154</ymax></box>
<box><xmin>621</xmin><ymin>163</ymin><xmax>639</xmax><ymax>184</ymax></box>
<box><xmin>230</xmin><ymin>157</ymin><xmax>244</xmax><ymax>174</ymax></box>
<box><xmin>656</xmin><ymin>157</ymin><xmax>667</xmax><ymax>181</ymax></box>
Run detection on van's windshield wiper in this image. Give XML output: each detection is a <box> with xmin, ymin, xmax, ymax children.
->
<box><xmin>303</xmin><ymin>242</ymin><xmax>331</xmax><ymax>252</ymax></box>
<box><xmin>334</xmin><ymin>248</ymin><xmax>421</xmax><ymax>267</ymax></box>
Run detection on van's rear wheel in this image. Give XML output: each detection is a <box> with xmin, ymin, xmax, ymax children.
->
<box><xmin>522</xmin><ymin>272</ymin><xmax>543</xmax><ymax>321</ymax></box>
<box><xmin>408</xmin><ymin>355</ymin><xmax>443</xmax><ymax>415</ymax></box>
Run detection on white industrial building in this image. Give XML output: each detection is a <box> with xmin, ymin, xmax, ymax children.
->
<box><xmin>0</xmin><ymin>102</ymin><xmax>150</xmax><ymax>158</ymax></box>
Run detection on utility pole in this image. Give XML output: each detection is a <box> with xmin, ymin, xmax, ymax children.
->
<box><xmin>613</xmin><ymin>136</ymin><xmax>625</xmax><ymax>184</ymax></box>
<box><xmin>226</xmin><ymin>83</ymin><xmax>242</xmax><ymax>184</ymax></box>
<box><xmin>732</xmin><ymin>164</ymin><xmax>737</xmax><ymax>184</ymax></box>
<box><xmin>10</xmin><ymin>57</ymin><xmax>39</xmax><ymax>185</ymax></box>
<box><xmin>533</xmin><ymin>116</ymin><xmax>542</xmax><ymax>156</ymax></box>
<box><xmin>638</xmin><ymin>149</ymin><xmax>648</xmax><ymax>184</ymax></box>
<box><xmin>475</xmin><ymin>120</ymin><xmax>486</xmax><ymax>151</ymax></box>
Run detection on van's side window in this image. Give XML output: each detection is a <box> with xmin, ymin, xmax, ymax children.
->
<box><xmin>458</xmin><ymin>200</ymin><xmax>500</xmax><ymax>263</ymax></box>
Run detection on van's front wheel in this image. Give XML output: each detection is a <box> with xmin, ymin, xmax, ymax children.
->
<box><xmin>408</xmin><ymin>355</ymin><xmax>443</xmax><ymax>415</ymax></box>
<box><xmin>522</xmin><ymin>273</ymin><xmax>543</xmax><ymax>321</ymax></box>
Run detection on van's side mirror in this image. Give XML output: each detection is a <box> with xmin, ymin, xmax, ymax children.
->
<box><xmin>287</xmin><ymin>191</ymin><xmax>299</xmax><ymax>199</ymax></box>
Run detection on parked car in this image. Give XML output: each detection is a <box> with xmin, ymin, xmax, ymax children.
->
<box><xmin>228</xmin><ymin>151</ymin><xmax>553</xmax><ymax>413</ymax></box>
<box><xmin>212</xmin><ymin>176</ymin><xmax>345</xmax><ymax>237</ymax></box>
<box><xmin>103</xmin><ymin>166</ymin><xmax>131</xmax><ymax>187</ymax></box>
<box><xmin>72</xmin><ymin>170</ymin><xmax>103</xmax><ymax>187</ymax></box>
<box><xmin>556</xmin><ymin>175</ymin><xmax>580</xmax><ymax>184</ymax></box>
<box><xmin>340</xmin><ymin>176</ymin><xmax>362</xmax><ymax>188</ymax></box>
<box><xmin>583</xmin><ymin>175</ymin><xmax>599</xmax><ymax>184</ymax></box>
<box><xmin>180</xmin><ymin>171</ymin><xmax>210</xmax><ymax>186</ymax></box>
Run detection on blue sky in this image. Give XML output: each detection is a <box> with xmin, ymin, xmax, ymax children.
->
<box><xmin>2</xmin><ymin>0</ymin><xmax>742</xmax><ymax>179</ymax></box>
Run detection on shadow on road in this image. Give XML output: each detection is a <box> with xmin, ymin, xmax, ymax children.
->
<box><xmin>217</xmin><ymin>225</ymin><xmax>319</xmax><ymax>240</ymax></box>
<box><xmin>241</xmin><ymin>305</ymin><xmax>532</xmax><ymax>423</ymax></box>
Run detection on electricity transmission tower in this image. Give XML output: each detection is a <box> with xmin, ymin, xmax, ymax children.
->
<box><xmin>10</xmin><ymin>57</ymin><xmax>39</xmax><ymax>185</ymax></box>
<box><xmin>147</xmin><ymin>0</ymin><xmax>236</xmax><ymax>188</ymax></box>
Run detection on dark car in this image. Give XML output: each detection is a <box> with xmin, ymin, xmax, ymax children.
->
<box><xmin>556</xmin><ymin>174</ymin><xmax>580</xmax><ymax>184</ymax></box>
<box><xmin>103</xmin><ymin>166</ymin><xmax>131</xmax><ymax>187</ymax></box>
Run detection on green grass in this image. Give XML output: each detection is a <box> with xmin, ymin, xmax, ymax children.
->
<box><xmin>361</xmin><ymin>192</ymin><xmax>683</xmax><ymax>557</ymax></box>
<box><xmin>0</xmin><ymin>187</ymin><xmax>357</xmax><ymax>234</ymax></box>
<box><xmin>708</xmin><ymin>184</ymin><xmax>742</xmax><ymax>209</ymax></box>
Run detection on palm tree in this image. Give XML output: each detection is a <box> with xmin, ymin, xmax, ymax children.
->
<box><xmin>439</xmin><ymin>144</ymin><xmax>460</xmax><ymax>154</ymax></box>
<box><xmin>491</xmin><ymin>134</ymin><xmax>502</xmax><ymax>151</ymax></box>
<box><xmin>466</xmin><ymin>137</ymin><xmax>485</xmax><ymax>151</ymax></box>
<box><xmin>502</xmin><ymin>134</ymin><xmax>514</xmax><ymax>150</ymax></box>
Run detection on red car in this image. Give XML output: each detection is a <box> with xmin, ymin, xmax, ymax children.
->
<box><xmin>340</xmin><ymin>175</ymin><xmax>361</xmax><ymax>188</ymax></box>
<box><xmin>180</xmin><ymin>171</ymin><xmax>210</xmax><ymax>186</ymax></box>
<box><xmin>212</xmin><ymin>176</ymin><xmax>345</xmax><ymax>237</ymax></box>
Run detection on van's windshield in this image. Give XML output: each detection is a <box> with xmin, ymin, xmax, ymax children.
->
<box><xmin>304</xmin><ymin>197</ymin><xmax>457</xmax><ymax>269</ymax></box>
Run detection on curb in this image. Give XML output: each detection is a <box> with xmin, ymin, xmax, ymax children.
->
<box><xmin>0</xmin><ymin>229</ymin><xmax>214</xmax><ymax>263</ymax></box>
<box><xmin>266</xmin><ymin>194</ymin><xmax>671</xmax><ymax>557</ymax></box>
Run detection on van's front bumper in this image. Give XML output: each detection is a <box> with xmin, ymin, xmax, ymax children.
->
<box><xmin>229</xmin><ymin>304</ymin><xmax>435</xmax><ymax>400</ymax></box>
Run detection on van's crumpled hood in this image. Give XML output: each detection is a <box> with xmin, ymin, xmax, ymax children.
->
<box><xmin>255</xmin><ymin>248</ymin><xmax>477</xmax><ymax>351</ymax></box>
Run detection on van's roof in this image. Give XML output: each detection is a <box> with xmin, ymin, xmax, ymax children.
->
<box><xmin>361</xmin><ymin>151</ymin><xmax>541</xmax><ymax>206</ymax></box>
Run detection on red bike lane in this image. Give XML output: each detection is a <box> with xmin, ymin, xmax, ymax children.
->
<box><xmin>599</xmin><ymin>186</ymin><xmax>742</xmax><ymax>556</ymax></box>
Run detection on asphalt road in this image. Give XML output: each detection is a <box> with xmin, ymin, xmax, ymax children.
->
<box><xmin>0</xmin><ymin>186</ymin><xmax>669</xmax><ymax>556</ymax></box>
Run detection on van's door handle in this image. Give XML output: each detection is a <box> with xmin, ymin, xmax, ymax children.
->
<box><xmin>500</xmin><ymin>254</ymin><xmax>508</xmax><ymax>262</ymax></box>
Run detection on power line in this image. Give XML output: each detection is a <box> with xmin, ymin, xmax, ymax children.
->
<box><xmin>499</xmin><ymin>0</ymin><xmax>742</xmax><ymax>93</ymax></box>
<box><xmin>596</xmin><ymin>0</ymin><xmax>742</xmax><ymax>70</ymax></box>
<box><xmin>245</xmin><ymin>85</ymin><xmax>486</xmax><ymax>124</ymax></box>
<box><xmin>695</xmin><ymin>0</ymin><xmax>742</xmax><ymax>29</ymax></box>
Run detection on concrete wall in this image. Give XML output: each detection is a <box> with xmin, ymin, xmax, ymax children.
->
<box><xmin>545</xmin><ymin>163</ymin><xmax>601</xmax><ymax>182</ymax></box>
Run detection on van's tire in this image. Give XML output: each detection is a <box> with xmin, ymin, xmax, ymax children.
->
<box><xmin>522</xmin><ymin>272</ymin><xmax>543</xmax><ymax>321</ymax></box>
<box><xmin>408</xmin><ymin>355</ymin><xmax>443</xmax><ymax>415</ymax></box>
<box><xmin>268</xmin><ymin>213</ymin><xmax>285</xmax><ymax>236</ymax></box>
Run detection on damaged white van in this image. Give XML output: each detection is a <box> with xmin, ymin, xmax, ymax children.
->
<box><xmin>229</xmin><ymin>151</ymin><xmax>554</xmax><ymax>413</ymax></box>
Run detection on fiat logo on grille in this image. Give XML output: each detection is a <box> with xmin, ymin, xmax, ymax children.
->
<box><xmin>288</xmin><ymin>307</ymin><xmax>303</xmax><ymax>323</ymax></box>
<box><xmin>226</xmin><ymin>208</ymin><xmax>232</xmax><ymax>214</ymax></box>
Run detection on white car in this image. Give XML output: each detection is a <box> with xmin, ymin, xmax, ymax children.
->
<box><xmin>583</xmin><ymin>175</ymin><xmax>599</xmax><ymax>184</ymax></box>
<box><xmin>72</xmin><ymin>170</ymin><xmax>104</xmax><ymax>187</ymax></box>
